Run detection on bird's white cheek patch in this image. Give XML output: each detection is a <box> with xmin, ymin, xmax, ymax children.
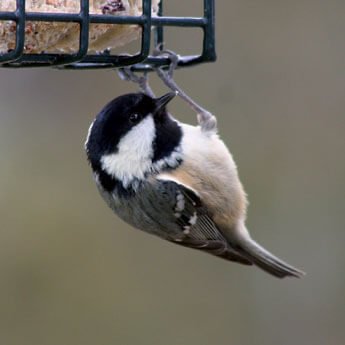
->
<box><xmin>100</xmin><ymin>115</ymin><xmax>156</xmax><ymax>187</ymax></box>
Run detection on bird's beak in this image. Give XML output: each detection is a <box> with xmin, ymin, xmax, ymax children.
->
<box><xmin>153</xmin><ymin>91</ymin><xmax>177</xmax><ymax>114</ymax></box>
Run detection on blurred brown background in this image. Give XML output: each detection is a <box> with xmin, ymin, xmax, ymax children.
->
<box><xmin>0</xmin><ymin>1</ymin><xmax>344</xmax><ymax>345</ymax></box>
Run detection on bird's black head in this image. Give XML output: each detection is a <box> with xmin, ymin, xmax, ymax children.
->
<box><xmin>85</xmin><ymin>92</ymin><xmax>183</xmax><ymax>193</ymax></box>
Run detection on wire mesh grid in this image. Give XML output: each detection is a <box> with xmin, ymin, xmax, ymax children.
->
<box><xmin>0</xmin><ymin>0</ymin><xmax>215</xmax><ymax>70</ymax></box>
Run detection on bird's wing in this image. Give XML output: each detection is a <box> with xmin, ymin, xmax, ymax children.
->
<box><xmin>145</xmin><ymin>175</ymin><xmax>252</xmax><ymax>265</ymax></box>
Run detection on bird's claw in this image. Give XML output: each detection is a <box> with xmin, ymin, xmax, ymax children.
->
<box><xmin>153</xmin><ymin>47</ymin><xmax>180</xmax><ymax>79</ymax></box>
<box><xmin>153</xmin><ymin>49</ymin><xmax>217</xmax><ymax>132</ymax></box>
<box><xmin>117</xmin><ymin>67</ymin><xmax>155</xmax><ymax>98</ymax></box>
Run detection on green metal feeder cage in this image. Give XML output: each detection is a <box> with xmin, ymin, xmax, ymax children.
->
<box><xmin>0</xmin><ymin>0</ymin><xmax>216</xmax><ymax>70</ymax></box>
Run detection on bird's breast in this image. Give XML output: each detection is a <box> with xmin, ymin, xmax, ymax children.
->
<box><xmin>168</xmin><ymin>125</ymin><xmax>248</xmax><ymax>227</ymax></box>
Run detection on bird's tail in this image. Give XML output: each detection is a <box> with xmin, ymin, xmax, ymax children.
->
<box><xmin>233</xmin><ymin>235</ymin><xmax>305</xmax><ymax>278</ymax></box>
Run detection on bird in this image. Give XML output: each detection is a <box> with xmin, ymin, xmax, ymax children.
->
<box><xmin>85</xmin><ymin>87</ymin><xmax>305</xmax><ymax>279</ymax></box>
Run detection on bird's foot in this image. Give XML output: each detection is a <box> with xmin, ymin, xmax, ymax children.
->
<box><xmin>153</xmin><ymin>48</ymin><xmax>217</xmax><ymax>132</ymax></box>
<box><xmin>117</xmin><ymin>67</ymin><xmax>156</xmax><ymax>98</ymax></box>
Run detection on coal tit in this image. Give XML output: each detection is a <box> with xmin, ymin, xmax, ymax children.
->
<box><xmin>85</xmin><ymin>91</ymin><xmax>304</xmax><ymax>278</ymax></box>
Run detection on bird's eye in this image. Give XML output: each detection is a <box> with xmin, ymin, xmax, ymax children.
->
<box><xmin>129</xmin><ymin>113</ymin><xmax>141</xmax><ymax>123</ymax></box>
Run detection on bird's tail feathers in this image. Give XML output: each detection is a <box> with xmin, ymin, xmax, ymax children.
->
<box><xmin>233</xmin><ymin>235</ymin><xmax>305</xmax><ymax>279</ymax></box>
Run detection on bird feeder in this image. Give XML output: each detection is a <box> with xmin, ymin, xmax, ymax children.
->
<box><xmin>0</xmin><ymin>0</ymin><xmax>216</xmax><ymax>70</ymax></box>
